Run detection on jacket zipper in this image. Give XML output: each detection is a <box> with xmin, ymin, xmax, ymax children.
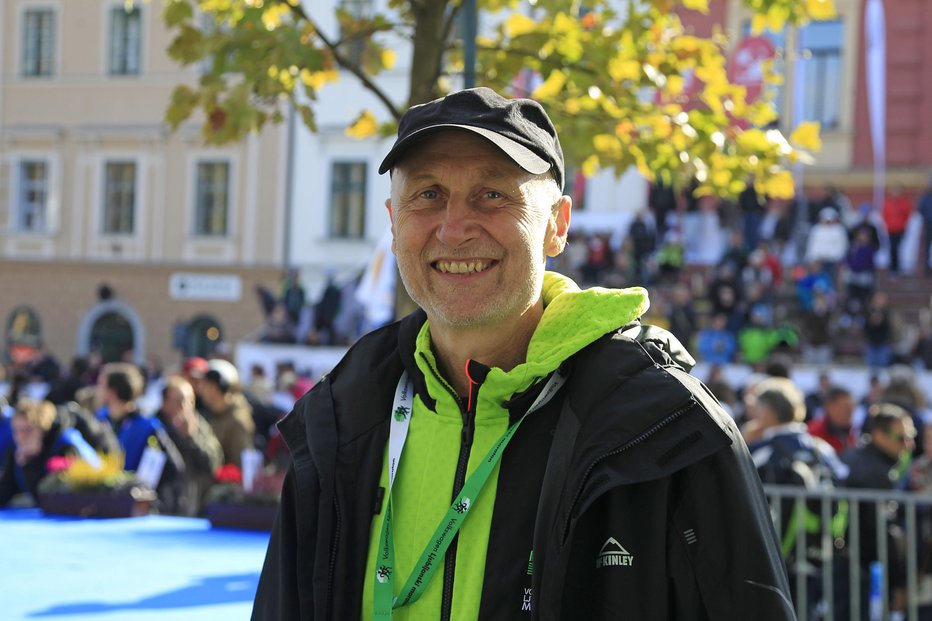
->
<box><xmin>326</xmin><ymin>495</ymin><xmax>342</xmax><ymax>619</ymax></box>
<box><xmin>416</xmin><ymin>354</ymin><xmax>486</xmax><ymax>619</ymax></box>
<box><xmin>440</xmin><ymin>400</ymin><xmax>474</xmax><ymax>621</ymax></box>
<box><xmin>559</xmin><ymin>399</ymin><xmax>696</xmax><ymax>546</ymax></box>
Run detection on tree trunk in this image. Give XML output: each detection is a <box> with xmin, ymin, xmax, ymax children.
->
<box><xmin>408</xmin><ymin>0</ymin><xmax>451</xmax><ymax>106</ymax></box>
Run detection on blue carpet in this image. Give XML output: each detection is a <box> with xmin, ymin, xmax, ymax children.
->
<box><xmin>0</xmin><ymin>508</ymin><xmax>270</xmax><ymax>621</ymax></box>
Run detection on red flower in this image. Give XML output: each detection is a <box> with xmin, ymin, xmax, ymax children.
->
<box><xmin>214</xmin><ymin>464</ymin><xmax>243</xmax><ymax>484</ymax></box>
<box><xmin>46</xmin><ymin>456</ymin><xmax>75</xmax><ymax>473</ymax></box>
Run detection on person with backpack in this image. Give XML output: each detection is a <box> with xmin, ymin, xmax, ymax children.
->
<box><xmin>746</xmin><ymin>377</ymin><xmax>850</xmax><ymax>619</ymax></box>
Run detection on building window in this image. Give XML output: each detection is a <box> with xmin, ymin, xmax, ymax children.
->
<box><xmin>109</xmin><ymin>6</ymin><xmax>142</xmax><ymax>75</ymax></box>
<box><xmin>22</xmin><ymin>9</ymin><xmax>55</xmax><ymax>77</ymax></box>
<box><xmin>338</xmin><ymin>0</ymin><xmax>372</xmax><ymax>65</ymax></box>
<box><xmin>194</xmin><ymin>161</ymin><xmax>230</xmax><ymax>236</ymax></box>
<box><xmin>329</xmin><ymin>162</ymin><xmax>366</xmax><ymax>239</ymax></box>
<box><xmin>17</xmin><ymin>161</ymin><xmax>49</xmax><ymax>232</ymax></box>
<box><xmin>800</xmin><ymin>20</ymin><xmax>843</xmax><ymax>129</ymax></box>
<box><xmin>103</xmin><ymin>162</ymin><xmax>136</xmax><ymax>234</ymax></box>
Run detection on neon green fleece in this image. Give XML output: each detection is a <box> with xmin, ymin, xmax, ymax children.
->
<box><xmin>361</xmin><ymin>272</ymin><xmax>649</xmax><ymax>620</ymax></box>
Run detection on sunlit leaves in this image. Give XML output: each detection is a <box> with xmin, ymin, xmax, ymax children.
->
<box><xmin>162</xmin><ymin>0</ymin><xmax>827</xmax><ymax>198</ymax></box>
<box><xmin>346</xmin><ymin>110</ymin><xmax>378</xmax><ymax>138</ymax></box>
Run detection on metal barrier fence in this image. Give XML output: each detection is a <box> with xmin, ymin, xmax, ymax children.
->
<box><xmin>763</xmin><ymin>484</ymin><xmax>932</xmax><ymax>621</ymax></box>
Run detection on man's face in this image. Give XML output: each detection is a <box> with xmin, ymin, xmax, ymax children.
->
<box><xmin>163</xmin><ymin>384</ymin><xmax>196</xmax><ymax>434</ymax></box>
<box><xmin>12</xmin><ymin>416</ymin><xmax>43</xmax><ymax>463</ymax></box>
<box><xmin>825</xmin><ymin>394</ymin><xmax>854</xmax><ymax>427</ymax></box>
<box><xmin>163</xmin><ymin>385</ymin><xmax>192</xmax><ymax>419</ymax></box>
<box><xmin>387</xmin><ymin>131</ymin><xmax>569</xmax><ymax>330</ymax></box>
<box><xmin>873</xmin><ymin>418</ymin><xmax>916</xmax><ymax>460</ymax></box>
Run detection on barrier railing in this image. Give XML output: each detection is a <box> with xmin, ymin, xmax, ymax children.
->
<box><xmin>763</xmin><ymin>484</ymin><xmax>932</xmax><ymax>621</ymax></box>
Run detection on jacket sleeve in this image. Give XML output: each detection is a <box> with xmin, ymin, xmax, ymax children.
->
<box><xmin>252</xmin><ymin>461</ymin><xmax>316</xmax><ymax>621</ymax></box>
<box><xmin>668</xmin><ymin>427</ymin><xmax>795</xmax><ymax>620</ymax></box>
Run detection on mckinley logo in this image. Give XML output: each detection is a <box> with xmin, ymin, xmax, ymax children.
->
<box><xmin>596</xmin><ymin>537</ymin><xmax>634</xmax><ymax>568</ymax></box>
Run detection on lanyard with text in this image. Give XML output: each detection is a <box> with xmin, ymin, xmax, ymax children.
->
<box><xmin>373</xmin><ymin>369</ymin><xmax>566</xmax><ymax>619</ymax></box>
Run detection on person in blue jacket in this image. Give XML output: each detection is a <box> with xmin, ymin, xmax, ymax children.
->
<box><xmin>97</xmin><ymin>362</ymin><xmax>184</xmax><ymax>491</ymax></box>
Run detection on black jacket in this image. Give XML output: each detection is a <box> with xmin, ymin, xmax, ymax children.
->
<box><xmin>253</xmin><ymin>312</ymin><xmax>793</xmax><ymax>620</ymax></box>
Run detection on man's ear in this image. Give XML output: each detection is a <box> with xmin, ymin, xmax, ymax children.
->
<box><xmin>545</xmin><ymin>195</ymin><xmax>572</xmax><ymax>257</ymax></box>
<box><xmin>385</xmin><ymin>198</ymin><xmax>396</xmax><ymax>254</ymax></box>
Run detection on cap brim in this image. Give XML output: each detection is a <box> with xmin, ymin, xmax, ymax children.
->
<box><xmin>378</xmin><ymin>123</ymin><xmax>551</xmax><ymax>177</ymax></box>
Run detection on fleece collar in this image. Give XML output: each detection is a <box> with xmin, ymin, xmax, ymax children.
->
<box><xmin>414</xmin><ymin>272</ymin><xmax>649</xmax><ymax>409</ymax></box>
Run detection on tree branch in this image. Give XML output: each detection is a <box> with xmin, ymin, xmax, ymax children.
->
<box><xmin>286</xmin><ymin>2</ymin><xmax>402</xmax><ymax>120</ymax></box>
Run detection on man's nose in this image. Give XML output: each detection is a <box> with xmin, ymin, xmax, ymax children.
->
<box><xmin>436</xmin><ymin>195</ymin><xmax>479</xmax><ymax>247</ymax></box>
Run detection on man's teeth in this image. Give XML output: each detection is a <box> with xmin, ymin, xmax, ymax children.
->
<box><xmin>436</xmin><ymin>260</ymin><xmax>491</xmax><ymax>274</ymax></box>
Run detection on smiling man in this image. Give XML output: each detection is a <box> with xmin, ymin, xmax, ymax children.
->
<box><xmin>253</xmin><ymin>87</ymin><xmax>793</xmax><ymax>620</ymax></box>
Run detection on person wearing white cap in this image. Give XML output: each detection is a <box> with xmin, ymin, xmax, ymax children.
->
<box><xmin>198</xmin><ymin>359</ymin><xmax>255</xmax><ymax>467</ymax></box>
<box><xmin>805</xmin><ymin>206</ymin><xmax>849</xmax><ymax>270</ymax></box>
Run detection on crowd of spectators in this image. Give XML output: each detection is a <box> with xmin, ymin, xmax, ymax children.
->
<box><xmin>0</xmin><ymin>351</ymin><xmax>308</xmax><ymax>517</ymax></box>
<box><xmin>548</xmin><ymin>176</ymin><xmax>932</xmax><ymax>372</ymax></box>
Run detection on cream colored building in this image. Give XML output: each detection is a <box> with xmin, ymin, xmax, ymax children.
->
<box><xmin>0</xmin><ymin>0</ymin><xmax>288</xmax><ymax>368</ymax></box>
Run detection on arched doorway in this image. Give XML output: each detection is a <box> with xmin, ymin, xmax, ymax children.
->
<box><xmin>77</xmin><ymin>300</ymin><xmax>146</xmax><ymax>365</ymax></box>
<box><xmin>5</xmin><ymin>305</ymin><xmax>42</xmax><ymax>364</ymax></box>
<box><xmin>185</xmin><ymin>315</ymin><xmax>223</xmax><ymax>358</ymax></box>
<box><xmin>89</xmin><ymin>312</ymin><xmax>135</xmax><ymax>363</ymax></box>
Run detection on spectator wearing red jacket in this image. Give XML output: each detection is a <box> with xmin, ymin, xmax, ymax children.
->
<box><xmin>808</xmin><ymin>386</ymin><xmax>857</xmax><ymax>454</ymax></box>
<box><xmin>882</xmin><ymin>184</ymin><xmax>914</xmax><ymax>273</ymax></box>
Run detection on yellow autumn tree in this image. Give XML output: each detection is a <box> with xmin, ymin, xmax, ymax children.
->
<box><xmin>163</xmin><ymin>0</ymin><xmax>836</xmax><ymax>198</ymax></box>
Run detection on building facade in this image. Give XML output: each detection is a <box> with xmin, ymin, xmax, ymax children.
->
<box><xmin>694</xmin><ymin>0</ymin><xmax>932</xmax><ymax>203</ymax></box>
<box><xmin>0</xmin><ymin>0</ymin><xmax>288</xmax><ymax>367</ymax></box>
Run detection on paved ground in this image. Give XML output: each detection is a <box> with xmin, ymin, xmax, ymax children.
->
<box><xmin>0</xmin><ymin>508</ymin><xmax>270</xmax><ymax>621</ymax></box>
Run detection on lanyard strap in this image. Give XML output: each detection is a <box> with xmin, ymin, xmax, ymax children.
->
<box><xmin>373</xmin><ymin>369</ymin><xmax>566</xmax><ymax>619</ymax></box>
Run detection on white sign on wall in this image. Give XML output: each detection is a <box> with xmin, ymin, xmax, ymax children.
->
<box><xmin>169</xmin><ymin>273</ymin><xmax>242</xmax><ymax>302</ymax></box>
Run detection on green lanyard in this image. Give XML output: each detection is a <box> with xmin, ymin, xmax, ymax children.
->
<box><xmin>372</xmin><ymin>369</ymin><xmax>566</xmax><ymax>619</ymax></box>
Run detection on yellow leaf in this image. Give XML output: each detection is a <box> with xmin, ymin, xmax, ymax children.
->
<box><xmin>806</xmin><ymin>0</ymin><xmax>837</xmax><ymax>20</ymax></box>
<box><xmin>766</xmin><ymin>5</ymin><xmax>789</xmax><ymax>32</ymax></box>
<box><xmin>608</xmin><ymin>57</ymin><xmax>641</xmax><ymax>82</ymax></box>
<box><xmin>762</xmin><ymin>170</ymin><xmax>795</xmax><ymax>199</ymax></box>
<box><xmin>789</xmin><ymin>121</ymin><xmax>823</xmax><ymax>152</ymax></box>
<box><xmin>749</xmin><ymin>103</ymin><xmax>779</xmax><ymax>127</ymax></box>
<box><xmin>261</xmin><ymin>4</ymin><xmax>288</xmax><ymax>30</ymax></box>
<box><xmin>381</xmin><ymin>49</ymin><xmax>396</xmax><ymax>69</ymax></box>
<box><xmin>737</xmin><ymin>129</ymin><xmax>771</xmax><ymax>153</ymax></box>
<box><xmin>346</xmin><ymin>110</ymin><xmax>378</xmax><ymax>138</ymax></box>
<box><xmin>503</xmin><ymin>13</ymin><xmax>537</xmax><ymax>38</ymax></box>
<box><xmin>532</xmin><ymin>70</ymin><xmax>567</xmax><ymax>99</ymax></box>
<box><xmin>682</xmin><ymin>0</ymin><xmax>709</xmax><ymax>14</ymax></box>
<box><xmin>593</xmin><ymin>134</ymin><xmax>621</xmax><ymax>157</ymax></box>
<box><xmin>712</xmin><ymin>168</ymin><xmax>731</xmax><ymax>188</ymax></box>
<box><xmin>666</xmin><ymin>74</ymin><xmax>685</xmax><ymax>95</ymax></box>
<box><xmin>581</xmin><ymin>154</ymin><xmax>600</xmax><ymax>177</ymax></box>
<box><xmin>750</xmin><ymin>14</ymin><xmax>768</xmax><ymax>36</ymax></box>
<box><xmin>301</xmin><ymin>68</ymin><xmax>338</xmax><ymax>90</ymax></box>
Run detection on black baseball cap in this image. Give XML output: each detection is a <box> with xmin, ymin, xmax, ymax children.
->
<box><xmin>378</xmin><ymin>87</ymin><xmax>565</xmax><ymax>190</ymax></box>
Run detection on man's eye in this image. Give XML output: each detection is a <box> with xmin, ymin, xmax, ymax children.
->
<box><xmin>485</xmin><ymin>191</ymin><xmax>503</xmax><ymax>200</ymax></box>
<box><xmin>420</xmin><ymin>190</ymin><xmax>439</xmax><ymax>199</ymax></box>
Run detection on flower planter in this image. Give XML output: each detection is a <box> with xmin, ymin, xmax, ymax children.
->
<box><xmin>204</xmin><ymin>502</ymin><xmax>278</xmax><ymax>531</ymax></box>
<box><xmin>39</xmin><ymin>488</ymin><xmax>156</xmax><ymax>519</ymax></box>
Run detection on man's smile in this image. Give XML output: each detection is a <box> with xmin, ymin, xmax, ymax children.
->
<box><xmin>433</xmin><ymin>259</ymin><xmax>496</xmax><ymax>274</ymax></box>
